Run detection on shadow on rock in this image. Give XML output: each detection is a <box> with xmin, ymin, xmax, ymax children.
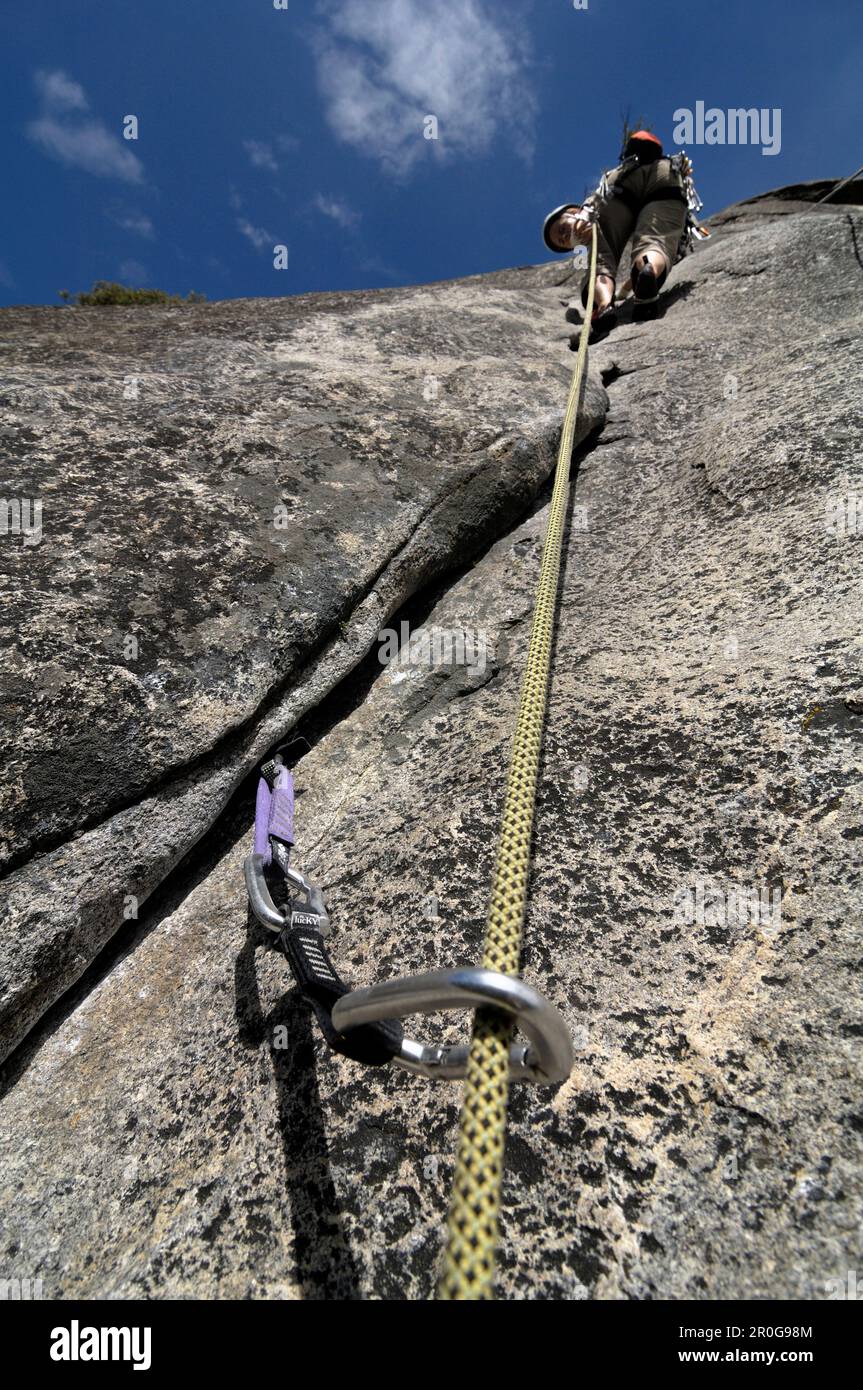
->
<box><xmin>846</xmin><ymin>213</ymin><xmax>863</xmax><ymax>273</ymax></box>
<box><xmin>235</xmin><ymin>914</ymin><xmax>362</xmax><ymax>1300</ymax></box>
<box><xmin>566</xmin><ymin>278</ymin><xmax>697</xmax><ymax>344</ymax></box>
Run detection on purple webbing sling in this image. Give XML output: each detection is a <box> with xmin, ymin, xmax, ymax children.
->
<box><xmin>253</xmin><ymin>763</ymin><xmax>295</xmax><ymax>866</ymax></box>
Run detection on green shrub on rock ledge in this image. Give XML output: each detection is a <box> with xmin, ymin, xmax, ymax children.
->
<box><xmin>65</xmin><ymin>281</ymin><xmax>206</xmax><ymax>306</ymax></box>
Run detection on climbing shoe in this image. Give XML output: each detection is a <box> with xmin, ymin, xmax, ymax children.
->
<box><xmin>588</xmin><ymin>305</ymin><xmax>618</xmax><ymax>341</ymax></box>
<box><xmin>570</xmin><ymin>306</ymin><xmax>617</xmax><ymax>349</ymax></box>
<box><xmin>631</xmin><ymin>255</ymin><xmax>668</xmax><ymax>303</ymax></box>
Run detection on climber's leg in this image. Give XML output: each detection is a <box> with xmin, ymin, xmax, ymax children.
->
<box><xmin>630</xmin><ymin>197</ymin><xmax>688</xmax><ymax>301</ymax></box>
<box><xmin>630</xmin><ymin>249</ymin><xmax>669</xmax><ymax>302</ymax></box>
<box><xmin>581</xmin><ymin>272</ymin><xmax>616</xmax><ymax>317</ymax></box>
<box><xmin>580</xmin><ymin>196</ymin><xmax>634</xmax><ymax>320</ymax></box>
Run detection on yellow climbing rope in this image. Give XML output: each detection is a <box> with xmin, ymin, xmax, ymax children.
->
<box><xmin>437</xmin><ymin>224</ymin><xmax>598</xmax><ymax>1301</ymax></box>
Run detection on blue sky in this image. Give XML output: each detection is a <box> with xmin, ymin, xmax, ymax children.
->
<box><xmin>1</xmin><ymin>0</ymin><xmax>860</xmax><ymax>306</ymax></box>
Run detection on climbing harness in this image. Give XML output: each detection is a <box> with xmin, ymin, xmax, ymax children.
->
<box><xmin>244</xmin><ymin>225</ymin><xmax>599</xmax><ymax>1299</ymax></box>
<box><xmin>587</xmin><ymin>149</ymin><xmax>710</xmax><ymax>258</ymax></box>
<box><xmin>542</xmin><ymin>150</ymin><xmax>708</xmax><ymax>267</ymax></box>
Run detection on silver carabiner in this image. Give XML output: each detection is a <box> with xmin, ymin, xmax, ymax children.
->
<box><xmin>244</xmin><ymin>853</ymin><xmax>331</xmax><ymax>938</ymax></box>
<box><xmin>331</xmin><ymin>966</ymin><xmax>573</xmax><ymax>1084</ymax></box>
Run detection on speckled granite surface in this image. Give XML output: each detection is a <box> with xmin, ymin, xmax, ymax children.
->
<box><xmin>0</xmin><ymin>263</ymin><xmax>605</xmax><ymax>1061</ymax></box>
<box><xmin>0</xmin><ymin>184</ymin><xmax>860</xmax><ymax>1299</ymax></box>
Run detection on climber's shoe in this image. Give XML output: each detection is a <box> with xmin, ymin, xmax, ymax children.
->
<box><xmin>589</xmin><ymin>318</ymin><xmax>617</xmax><ymax>344</ymax></box>
<box><xmin>568</xmin><ymin>273</ymin><xmax>617</xmax><ymax>346</ymax></box>
<box><xmin>571</xmin><ymin>305</ymin><xmax>617</xmax><ymax>349</ymax></box>
<box><xmin>588</xmin><ymin>305</ymin><xmax>618</xmax><ymax>341</ymax></box>
<box><xmin>631</xmin><ymin>255</ymin><xmax>668</xmax><ymax>303</ymax></box>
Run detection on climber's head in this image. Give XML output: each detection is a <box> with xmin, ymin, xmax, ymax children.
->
<box><xmin>622</xmin><ymin>129</ymin><xmax>663</xmax><ymax>163</ymax></box>
<box><xmin>543</xmin><ymin>203</ymin><xmax>581</xmax><ymax>253</ymax></box>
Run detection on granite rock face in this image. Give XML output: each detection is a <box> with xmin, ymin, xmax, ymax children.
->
<box><xmin>0</xmin><ymin>266</ymin><xmax>606</xmax><ymax>1061</ymax></box>
<box><xmin>0</xmin><ymin>184</ymin><xmax>861</xmax><ymax>1301</ymax></box>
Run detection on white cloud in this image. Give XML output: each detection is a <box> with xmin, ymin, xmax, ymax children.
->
<box><xmin>35</xmin><ymin>70</ymin><xmax>88</xmax><ymax>113</ymax></box>
<box><xmin>243</xmin><ymin>134</ymin><xmax>300</xmax><ymax>172</ymax></box>
<box><xmin>243</xmin><ymin>139</ymin><xmax>279</xmax><ymax>173</ymax></box>
<box><xmin>28</xmin><ymin>68</ymin><xmax>144</xmax><ymax>183</ymax></box>
<box><xmin>312</xmin><ymin>193</ymin><xmax>360</xmax><ymax>228</ymax></box>
<box><xmin>113</xmin><ymin>211</ymin><xmax>154</xmax><ymax>237</ymax></box>
<box><xmin>314</xmin><ymin>0</ymin><xmax>535</xmax><ymax>175</ymax></box>
<box><xmin>231</xmin><ymin>189</ymin><xmax>273</xmax><ymax>252</ymax></box>
<box><xmin>237</xmin><ymin>218</ymin><xmax>273</xmax><ymax>251</ymax></box>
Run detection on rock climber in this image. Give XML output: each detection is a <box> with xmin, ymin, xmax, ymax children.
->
<box><xmin>542</xmin><ymin>129</ymin><xmax>707</xmax><ymax>336</ymax></box>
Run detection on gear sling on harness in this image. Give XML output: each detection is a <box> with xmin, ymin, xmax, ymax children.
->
<box><xmin>244</xmin><ymin>224</ymin><xmax>599</xmax><ymax>1298</ymax></box>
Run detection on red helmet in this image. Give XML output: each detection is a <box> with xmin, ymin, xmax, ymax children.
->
<box><xmin>623</xmin><ymin>129</ymin><xmax>663</xmax><ymax>160</ymax></box>
<box><xmin>629</xmin><ymin>129</ymin><xmax>662</xmax><ymax>148</ymax></box>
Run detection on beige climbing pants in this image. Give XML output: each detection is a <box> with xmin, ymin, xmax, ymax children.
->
<box><xmin>593</xmin><ymin>158</ymin><xmax>689</xmax><ymax>286</ymax></box>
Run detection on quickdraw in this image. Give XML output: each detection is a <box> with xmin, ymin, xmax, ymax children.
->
<box><xmin>244</xmin><ymin>224</ymin><xmax>599</xmax><ymax>1299</ymax></box>
<box><xmin>244</xmin><ymin>756</ymin><xmax>573</xmax><ymax>1082</ymax></box>
<box><xmin>672</xmin><ymin>151</ymin><xmax>711</xmax><ymax>253</ymax></box>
